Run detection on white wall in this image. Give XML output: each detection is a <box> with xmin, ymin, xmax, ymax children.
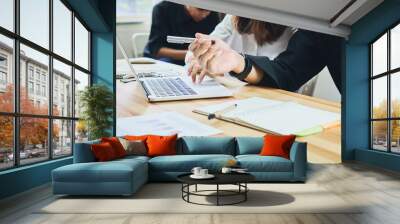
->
<box><xmin>117</xmin><ymin>21</ymin><xmax>151</xmax><ymax>59</ymax></box>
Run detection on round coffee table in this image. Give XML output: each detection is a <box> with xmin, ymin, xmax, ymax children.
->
<box><xmin>177</xmin><ymin>173</ymin><xmax>255</xmax><ymax>206</ymax></box>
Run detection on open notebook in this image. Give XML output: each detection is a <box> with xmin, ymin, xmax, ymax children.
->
<box><xmin>193</xmin><ymin>97</ymin><xmax>340</xmax><ymax>136</ymax></box>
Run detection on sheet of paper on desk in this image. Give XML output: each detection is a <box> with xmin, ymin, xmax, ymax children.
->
<box><xmin>239</xmin><ymin>101</ymin><xmax>340</xmax><ymax>135</ymax></box>
<box><xmin>194</xmin><ymin>97</ymin><xmax>282</xmax><ymax>118</ymax></box>
<box><xmin>193</xmin><ymin>97</ymin><xmax>340</xmax><ymax>135</ymax></box>
<box><xmin>116</xmin><ymin>112</ymin><xmax>222</xmax><ymax>137</ymax></box>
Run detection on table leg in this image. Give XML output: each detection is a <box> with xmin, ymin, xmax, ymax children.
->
<box><xmin>195</xmin><ymin>184</ymin><xmax>198</xmax><ymax>192</ymax></box>
<box><xmin>245</xmin><ymin>183</ymin><xmax>247</xmax><ymax>201</ymax></box>
<box><xmin>217</xmin><ymin>184</ymin><xmax>219</xmax><ymax>206</ymax></box>
<box><xmin>187</xmin><ymin>184</ymin><xmax>190</xmax><ymax>202</ymax></box>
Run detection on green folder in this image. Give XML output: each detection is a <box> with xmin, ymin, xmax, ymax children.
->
<box><xmin>294</xmin><ymin>126</ymin><xmax>324</xmax><ymax>137</ymax></box>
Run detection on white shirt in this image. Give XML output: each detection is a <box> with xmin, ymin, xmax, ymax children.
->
<box><xmin>210</xmin><ymin>15</ymin><xmax>296</xmax><ymax>60</ymax></box>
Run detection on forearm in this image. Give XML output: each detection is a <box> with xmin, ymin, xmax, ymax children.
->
<box><xmin>156</xmin><ymin>47</ymin><xmax>187</xmax><ymax>60</ymax></box>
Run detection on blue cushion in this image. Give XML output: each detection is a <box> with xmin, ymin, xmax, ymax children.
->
<box><xmin>149</xmin><ymin>154</ymin><xmax>235</xmax><ymax>172</ymax></box>
<box><xmin>53</xmin><ymin>159</ymin><xmax>147</xmax><ymax>183</ymax></box>
<box><xmin>178</xmin><ymin>136</ymin><xmax>236</xmax><ymax>155</ymax></box>
<box><xmin>236</xmin><ymin>155</ymin><xmax>293</xmax><ymax>172</ymax></box>
<box><xmin>236</xmin><ymin>137</ymin><xmax>263</xmax><ymax>155</ymax></box>
<box><xmin>117</xmin><ymin>155</ymin><xmax>150</xmax><ymax>163</ymax></box>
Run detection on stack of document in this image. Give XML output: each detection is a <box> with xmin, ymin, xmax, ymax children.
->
<box><xmin>193</xmin><ymin>97</ymin><xmax>340</xmax><ymax>136</ymax></box>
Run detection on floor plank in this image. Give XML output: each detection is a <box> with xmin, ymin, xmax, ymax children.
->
<box><xmin>1</xmin><ymin>162</ymin><xmax>400</xmax><ymax>224</ymax></box>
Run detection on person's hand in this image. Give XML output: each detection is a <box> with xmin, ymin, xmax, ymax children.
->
<box><xmin>188</xmin><ymin>33</ymin><xmax>245</xmax><ymax>83</ymax></box>
<box><xmin>186</xmin><ymin>54</ymin><xmax>204</xmax><ymax>83</ymax></box>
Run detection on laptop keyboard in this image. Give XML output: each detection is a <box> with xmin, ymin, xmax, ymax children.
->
<box><xmin>146</xmin><ymin>78</ymin><xmax>197</xmax><ymax>97</ymax></box>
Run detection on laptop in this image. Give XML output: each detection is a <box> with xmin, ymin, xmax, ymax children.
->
<box><xmin>117</xmin><ymin>37</ymin><xmax>233</xmax><ymax>102</ymax></box>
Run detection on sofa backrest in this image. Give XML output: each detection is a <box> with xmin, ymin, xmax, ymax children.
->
<box><xmin>177</xmin><ymin>136</ymin><xmax>236</xmax><ymax>155</ymax></box>
<box><xmin>235</xmin><ymin>137</ymin><xmax>264</xmax><ymax>155</ymax></box>
<box><xmin>73</xmin><ymin>139</ymin><xmax>100</xmax><ymax>163</ymax></box>
<box><xmin>73</xmin><ymin>136</ymin><xmax>301</xmax><ymax>163</ymax></box>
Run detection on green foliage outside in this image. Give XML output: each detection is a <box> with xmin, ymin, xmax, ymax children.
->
<box><xmin>372</xmin><ymin>99</ymin><xmax>400</xmax><ymax>142</ymax></box>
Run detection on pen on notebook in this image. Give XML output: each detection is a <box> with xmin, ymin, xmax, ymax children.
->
<box><xmin>208</xmin><ymin>104</ymin><xmax>238</xmax><ymax>120</ymax></box>
<box><xmin>167</xmin><ymin>35</ymin><xmax>215</xmax><ymax>44</ymax></box>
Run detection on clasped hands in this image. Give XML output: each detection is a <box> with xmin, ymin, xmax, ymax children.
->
<box><xmin>187</xmin><ymin>33</ymin><xmax>245</xmax><ymax>83</ymax></box>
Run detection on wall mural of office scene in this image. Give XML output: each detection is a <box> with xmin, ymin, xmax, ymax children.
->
<box><xmin>115</xmin><ymin>0</ymin><xmax>345</xmax><ymax>164</ymax></box>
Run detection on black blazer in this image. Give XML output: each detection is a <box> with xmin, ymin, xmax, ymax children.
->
<box><xmin>247</xmin><ymin>30</ymin><xmax>344</xmax><ymax>93</ymax></box>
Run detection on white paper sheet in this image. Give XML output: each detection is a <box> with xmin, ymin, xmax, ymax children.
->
<box><xmin>194</xmin><ymin>97</ymin><xmax>340</xmax><ymax>135</ymax></box>
<box><xmin>116</xmin><ymin>112</ymin><xmax>222</xmax><ymax>137</ymax></box>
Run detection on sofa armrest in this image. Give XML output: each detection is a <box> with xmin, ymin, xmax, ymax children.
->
<box><xmin>289</xmin><ymin>142</ymin><xmax>307</xmax><ymax>181</ymax></box>
<box><xmin>73</xmin><ymin>141</ymin><xmax>99</xmax><ymax>163</ymax></box>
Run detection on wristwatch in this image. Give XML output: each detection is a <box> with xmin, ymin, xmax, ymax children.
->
<box><xmin>229</xmin><ymin>53</ymin><xmax>252</xmax><ymax>81</ymax></box>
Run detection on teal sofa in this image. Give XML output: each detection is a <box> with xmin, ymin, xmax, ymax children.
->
<box><xmin>52</xmin><ymin>136</ymin><xmax>307</xmax><ymax>196</ymax></box>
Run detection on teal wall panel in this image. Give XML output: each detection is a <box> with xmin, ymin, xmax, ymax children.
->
<box><xmin>344</xmin><ymin>0</ymin><xmax>400</xmax><ymax>171</ymax></box>
<box><xmin>355</xmin><ymin>149</ymin><xmax>400</xmax><ymax>172</ymax></box>
<box><xmin>91</xmin><ymin>31</ymin><xmax>115</xmax><ymax>135</ymax></box>
<box><xmin>0</xmin><ymin>158</ymin><xmax>72</xmax><ymax>199</ymax></box>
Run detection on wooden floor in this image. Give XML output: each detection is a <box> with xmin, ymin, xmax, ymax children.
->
<box><xmin>1</xmin><ymin>162</ymin><xmax>400</xmax><ymax>224</ymax></box>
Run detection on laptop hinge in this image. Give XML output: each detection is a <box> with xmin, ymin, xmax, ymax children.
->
<box><xmin>140</xmin><ymin>80</ymin><xmax>151</xmax><ymax>97</ymax></box>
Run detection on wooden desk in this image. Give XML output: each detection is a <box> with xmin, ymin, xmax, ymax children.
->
<box><xmin>116</xmin><ymin>60</ymin><xmax>341</xmax><ymax>164</ymax></box>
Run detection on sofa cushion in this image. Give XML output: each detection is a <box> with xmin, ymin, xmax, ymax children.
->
<box><xmin>178</xmin><ymin>136</ymin><xmax>236</xmax><ymax>155</ymax></box>
<box><xmin>91</xmin><ymin>142</ymin><xmax>118</xmax><ymax>161</ymax></box>
<box><xmin>101</xmin><ymin>137</ymin><xmax>127</xmax><ymax>158</ymax></box>
<box><xmin>147</xmin><ymin>134</ymin><xmax>178</xmax><ymax>157</ymax></box>
<box><xmin>260</xmin><ymin>134</ymin><xmax>296</xmax><ymax>159</ymax></box>
<box><xmin>115</xmin><ymin>155</ymin><xmax>150</xmax><ymax>163</ymax></box>
<box><xmin>53</xmin><ymin>158</ymin><xmax>147</xmax><ymax>183</ymax></box>
<box><xmin>118</xmin><ymin>138</ymin><xmax>147</xmax><ymax>156</ymax></box>
<box><xmin>149</xmin><ymin>154</ymin><xmax>235</xmax><ymax>172</ymax></box>
<box><xmin>236</xmin><ymin>155</ymin><xmax>293</xmax><ymax>172</ymax></box>
<box><xmin>236</xmin><ymin>137</ymin><xmax>263</xmax><ymax>155</ymax></box>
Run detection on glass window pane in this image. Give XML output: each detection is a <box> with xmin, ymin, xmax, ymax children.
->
<box><xmin>75</xmin><ymin>120</ymin><xmax>88</xmax><ymax>143</ymax></box>
<box><xmin>53</xmin><ymin>59</ymin><xmax>72</xmax><ymax>117</ymax></box>
<box><xmin>75</xmin><ymin>18</ymin><xmax>89</xmax><ymax>70</ymax></box>
<box><xmin>0</xmin><ymin>116</ymin><xmax>14</xmax><ymax>170</ymax></box>
<box><xmin>20</xmin><ymin>44</ymin><xmax>49</xmax><ymax>115</ymax></box>
<box><xmin>74</xmin><ymin>69</ymin><xmax>89</xmax><ymax>118</ymax></box>
<box><xmin>20</xmin><ymin>0</ymin><xmax>49</xmax><ymax>49</ymax></box>
<box><xmin>0</xmin><ymin>35</ymin><xmax>14</xmax><ymax>112</ymax></box>
<box><xmin>392</xmin><ymin>24</ymin><xmax>400</xmax><ymax>70</ymax></box>
<box><xmin>0</xmin><ymin>0</ymin><xmax>14</xmax><ymax>31</ymax></box>
<box><xmin>372</xmin><ymin>33</ymin><xmax>387</xmax><ymax>76</ymax></box>
<box><xmin>53</xmin><ymin>119</ymin><xmax>72</xmax><ymax>157</ymax></box>
<box><xmin>391</xmin><ymin>120</ymin><xmax>400</xmax><ymax>153</ymax></box>
<box><xmin>372</xmin><ymin>76</ymin><xmax>387</xmax><ymax>119</ymax></box>
<box><xmin>372</xmin><ymin>121</ymin><xmax>388</xmax><ymax>151</ymax></box>
<box><xmin>53</xmin><ymin>0</ymin><xmax>72</xmax><ymax>60</ymax></box>
<box><xmin>391</xmin><ymin>72</ymin><xmax>400</xmax><ymax>118</ymax></box>
<box><xmin>19</xmin><ymin>117</ymin><xmax>49</xmax><ymax>165</ymax></box>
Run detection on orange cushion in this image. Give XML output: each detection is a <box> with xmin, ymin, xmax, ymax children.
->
<box><xmin>146</xmin><ymin>134</ymin><xmax>177</xmax><ymax>157</ymax></box>
<box><xmin>124</xmin><ymin>135</ymin><xmax>149</xmax><ymax>141</ymax></box>
<box><xmin>91</xmin><ymin>142</ymin><xmax>118</xmax><ymax>162</ymax></box>
<box><xmin>101</xmin><ymin>137</ymin><xmax>127</xmax><ymax>158</ymax></box>
<box><xmin>259</xmin><ymin>134</ymin><xmax>296</xmax><ymax>159</ymax></box>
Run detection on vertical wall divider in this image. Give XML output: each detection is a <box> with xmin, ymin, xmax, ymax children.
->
<box><xmin>13</xmin><ymin>0</ymin><xmax>21</xmax><ymax>167</ymax></box>
<box><xmin>49</xmin><ymin>0</ymin><xmax>54</xmax><ymax>160</ymax></box>
<box><xmin>71</xmin><ymin>11</ymin><xmax>76</xmax><ymax>154</ymax></box>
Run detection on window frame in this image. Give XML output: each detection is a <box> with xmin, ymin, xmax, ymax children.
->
<box><xmin>369</xmin><ymin>20</ymin><xmax>400</xmax><ymax>154</ymax></box>
<box><xmin>0</xmin><ymin>0</ymin><xmax>92</xmax><ymax>171</ymax></box>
